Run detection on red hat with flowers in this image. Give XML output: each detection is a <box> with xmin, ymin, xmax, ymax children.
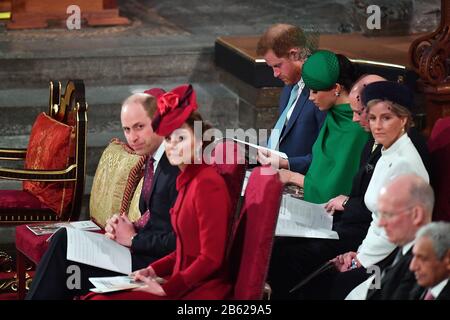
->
<box><xmin>144</xmin><ymin>88</ymin><xmax>166</xmax><ymax>98</ymax></box>
<box><xmin>151</xmin><ymin>84</ymin><xmax>198</xmax><ymax>136</ymax></box>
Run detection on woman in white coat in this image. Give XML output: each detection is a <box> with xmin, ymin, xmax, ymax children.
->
<box><xmin>328</xmin><ymin>81</ymin><xmax>429</xmax><ymax>299</ymax></box>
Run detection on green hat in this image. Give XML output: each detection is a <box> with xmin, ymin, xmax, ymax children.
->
<box><xmin>302</xmin><ymin>50</ymin><xmax>340</xmax><ymax>91</ymax></box>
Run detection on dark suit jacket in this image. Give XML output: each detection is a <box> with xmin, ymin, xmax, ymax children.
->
<box><xmin>278</xmin><ymin>85</ymin><xmax>326</xmax><ymax>174</ymax></box>
<box><xmin>436</xmin><ymin>282</ymin><xmax>450</xmax><ymax>300</ymax></box>
<box><xmin>131</xmin><ymin>153</ymin><xmax>179</xmax><ymax>262</ymax></box>
<box><xmin>332</xmin><ymin>137</ymin><xmax>380</xmax><ymax>240</ymax></box>
<box><xmin>366</xmin><ymin>247</ymin><xmax>421</xmax><ymax>300</ymax></box>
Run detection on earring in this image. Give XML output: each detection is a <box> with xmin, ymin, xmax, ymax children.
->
<box><xmin>335</xmin><ymin>92</ymin><xmax>340</xmax><ymax>97</ymax></box>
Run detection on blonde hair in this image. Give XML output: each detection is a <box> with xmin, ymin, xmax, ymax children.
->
<box><xmin>367</xmin><ymin>99</ymin><xmax>413</xmax><ymax>131</ymax></box>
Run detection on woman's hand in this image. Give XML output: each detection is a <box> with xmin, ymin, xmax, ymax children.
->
<box><xmin>324</xmin><ymin>195</ymin><xmax>349</xmax><ymax>215</ymax></box>
<box><xmin>278</xmin><ymin>169</ymin><xmax>305</xmax><ymax>187</ymax></box>
<box><xmin>131</xmin><ymin>266</ymin><xmax>157</xmax><ymax>280</ymax></box>
<box><xmin>131</xmin><ymin>266</ymin><xmax>167</xmax><ymax>296</ymax></box>
<box><xmin>257</xmin><ymin>150</ymin><xmax>289</xmax><ymax>169</ymax></box>
<box><xmin>134</xmin><ymin>276</ymin><xmax>167</xmax><ymax>296</ymax></box>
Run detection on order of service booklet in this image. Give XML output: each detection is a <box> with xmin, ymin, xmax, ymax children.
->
<box><xmin>26</xmin><ymin>220</ymin><xmax>101</xmax><ymax>236</ymax></box>
<box><xmin>65</xmin><ymin>227</ymin><xmax>132</xmax><ymax>275</ymax></box>
<box><xmin>89</xmin><ymin>275</ymin><xmax>166</xmax><ymax>293</ymax></box>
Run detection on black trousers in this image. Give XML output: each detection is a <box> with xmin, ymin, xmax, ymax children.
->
<box><xmin>267</xmin><ymin>234</ymin><xmax>362</xmax><ymax>300</ymax></box>
<box><xmin>26</xmin><ymin>228</ymin><xmax>154</xmax><ymax>300</ymax></box>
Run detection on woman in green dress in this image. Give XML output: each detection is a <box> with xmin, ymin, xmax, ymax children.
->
<box><xmin>278</xmin><ymin>50</ymin><xmax>369</xmax><ymax>204</ymax></box>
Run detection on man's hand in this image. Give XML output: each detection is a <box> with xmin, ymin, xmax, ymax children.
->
<box><xmin>104</xmin><ymin>214</ymin><xmax>120</xmax><ymax>240</ymax></box>
<box><xmin>324</xmin><ymin>195</ymin><xmax>349</xmax><ymax>215</ymax></box>
<box><xmin>330</xmin><ymin>251</ymin><xmax>360</xmax><ymax>272</ymax></box>
<box><xmin>105</xmin><ymin>214</ymin><xmax>136</xmax><ymax>247</ymax></box>
<box><xmin>257</xmin><ymin>150</ymin><xmax>289</xmax><ymax>169</ymax></box>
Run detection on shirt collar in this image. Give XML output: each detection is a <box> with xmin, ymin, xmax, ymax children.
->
<box><xmin>430</xmin><ymin>278</ymin><xmax>449</xmax><ymax>298</ymax></box>
<box><xmin>402</xmin><ymin>240</ymin><xmax>415</xmax><ymax>256</ymax></box>
<box><xmin>297</xmin><ymin>78</ymin><xmax>305</xmax><ymax>93</ymax></box>
<box><xmin>151</xmin><ymin>142</ymin><xmax>165</xmax><ymax>171</ymax></box>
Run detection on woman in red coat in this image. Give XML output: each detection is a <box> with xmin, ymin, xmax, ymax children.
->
<box><xmin>86</xmin><ymin>84</ymin><xmax>233</xmax><ymax>300</ymax></box>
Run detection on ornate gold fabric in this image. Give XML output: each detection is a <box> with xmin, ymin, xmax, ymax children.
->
<box><xmin>89</xmin><ymin>140</ymin><xmax>145</xmax><ymax>228</ymax></box>
<box><xmin>128</xmin><ymin>177</ymin><xmax>143</xmax><ymax>223</ymax></box>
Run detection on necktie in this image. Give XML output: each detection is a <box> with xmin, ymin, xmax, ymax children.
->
<box><xmin>371</xmin><ymin>142</ymin><xmax>379</xmax><ymax>153</ymax></box>
<box><xmin>267</xmin><ymin>84</ymin><xmax>299</xmax><ymax>150</ymax></box>
<box><xmin>424</xmin><ymin>290</ymin><xmax>435</xmax><ymax>300</ymax></box>
<box><xmin>133</xmin><ymin>157</ymin><xmax>155</xmax><ymax>230</ymax></box>
<box><xmin>379</xmin><ymin>248</ymin><xmax>403</xmax><ymax>281</ymax></box>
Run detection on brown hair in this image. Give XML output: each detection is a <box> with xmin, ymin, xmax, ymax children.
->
<box><xmin>367</xmin><ymin>99</ymin><xmax>414</xmax><ymax>131</ymax></box>
<box><xmin>122</xmin><ymin>93</ymin><xmax>157</xmax><ymax>119</ymax></box>
<box><xmin>256</xmin><ymin>23</ymin><xmax>309</xmax><ymax>59</ymax></box>
<box><xmin>184</xmin><ymin>111</ymin><xmax>214</xmax><ymax>151</ymax></box>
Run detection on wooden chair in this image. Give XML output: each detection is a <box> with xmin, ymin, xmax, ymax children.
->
<box><xmin>0</xmin><ymin>80</ymin><xmax>87</xmax><ymax>224</ymax></box>
<box><xmin>14</xmin><ymin>138</ymin><xmax>148</xmax><ymax>299</ymax></box>
<box><xmin>0</xmin><ymin>80</ymin><xmax>87</xmax><ymax>296</ymax></box>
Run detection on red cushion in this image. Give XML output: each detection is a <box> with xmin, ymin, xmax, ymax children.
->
<box><xmin>0</xmin><ymin>190</ymin><xmax>51</xmax><ymax>211</ymax></box>
<box><xmin>210</xmin><ymin>141</ymin><xmax>246</xmax><ymax>214</ymax></box>
<box><xmin>23</xmin><ymin>113</ymin><xmax>75</xmax><ymax>217</ymax></box>
<box><xmin>15</xmin><ymin>224</ymin><xmax>52</xmax><ymax>264</ymax></box>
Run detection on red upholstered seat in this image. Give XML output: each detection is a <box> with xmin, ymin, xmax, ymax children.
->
<box><xmin>227</xmin><ymin>166</ymin><xmax>283</xmax><ymax>300</ymax></box>
<box><xmin>209</xmin><ymin>140</ymin><xmax>246</xmax><ymax>216</ymax></box>
<box><xmin>428</xmin><ymin>116</ymin><xmax>450</xmax><ymax>222</ymax></box>
<box><xmin>15</xmin><ymin>225</ymin><xmax>52</xmax><ymax>264</ymax></box>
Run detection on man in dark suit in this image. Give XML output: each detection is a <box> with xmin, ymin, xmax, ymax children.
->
<box><xmin>27</xmin><ymin>92</ymin><xmax>179</xmax><ymax>299</ymax></box>
<box><xmin>267</xmin><ymin>75</ymin><xmax>431</xmax><ymax>299</ymax></box>
<box><xmin>267</xmin><ymin>88</ymin><xmax>378</xmax><ymax>299</ymax></box>
<box><xmin>362</xmin><ymin>174</ymin><xmax>434</xmax><ymax>300</ymax></box>
<box><xmin>256</xmin><ymin>23</ymin><xmax>326</xmax><ymax>174</ymax></box>
<box><xmin>409</xmin><ymin>222</ymin><xmax>450</xmax><ymax>300</ymax></box>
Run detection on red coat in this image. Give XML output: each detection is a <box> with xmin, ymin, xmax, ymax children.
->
<box><xmin>152</xmin><ymin>163</ymin><xmax>232</xmax><ymax>299</ymax></box>
<box><xmin>86</xmin><ymin>164</ymin><xmax>232</xmax><ymax>300</ymax></box>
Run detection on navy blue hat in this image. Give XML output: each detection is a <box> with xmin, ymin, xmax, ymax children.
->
<box><xmin>361</xmin><ymin>81</ymin><xmax>414</xmax><ymax>110</ymax></box>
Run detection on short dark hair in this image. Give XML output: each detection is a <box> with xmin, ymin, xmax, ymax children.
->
<box><xmin>257</xmin><ymin>23</ymin><xmax>309</xmax><ymax>59</ymax></box>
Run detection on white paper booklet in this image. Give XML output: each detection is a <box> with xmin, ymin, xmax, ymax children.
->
<box><xmin>66</xmin><ymin>228</ymin><xmax>132</xmax><ymax>274</ymax></box>
<box><xmin>89</xmin><ymin>276</ymin><xmax>144</xmax><ymax>293</ymax></box>
<box><xmin>232</xmin><ymin>138</ymin><xmax>288</xmax><ymax>159</ymax></box>
<box><xmin>276</xmin><ymin>196</ymin><xmax>339</xmax><ymax>239</ymax></box>
<box><xmin>26</xmin><ymin>220</ymin><xmax>100</xmax><ymax>236</ymax></box>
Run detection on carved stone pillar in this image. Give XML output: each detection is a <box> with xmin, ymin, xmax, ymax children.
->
<box><xmin>410</xmin><ymin>0</ymin><xmax>450</xmax><ymax>136</ymax></box>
